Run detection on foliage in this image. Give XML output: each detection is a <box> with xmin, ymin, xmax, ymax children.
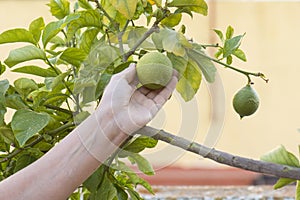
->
<box><xmin>261</xmin><ymin>145</ymin><xmax>300</xmax><ymax>198</ymax></box>
<box><xmin>0</xmin><ymin>0</ymin><xmax>280</xmax><ymax>199</ymax></box>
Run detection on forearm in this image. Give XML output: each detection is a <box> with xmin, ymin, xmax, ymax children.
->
<box><xmin>0</xmin><ymin>111</ymin><xmax>128</xmax><ymax>200</ymax></box>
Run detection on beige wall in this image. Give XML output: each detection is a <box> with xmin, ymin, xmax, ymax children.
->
<box><xmin>1</xmin><ymin>1</ymin><xmax>300</xmax><ymax>168</ymax></box>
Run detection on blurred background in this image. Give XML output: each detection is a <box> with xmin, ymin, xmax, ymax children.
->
<box><xmin>1</xmin><ymin>0</ymin><xmax>300</xmax><ymax>185</ymax></box>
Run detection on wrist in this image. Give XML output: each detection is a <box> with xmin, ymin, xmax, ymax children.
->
<box><xmin>76</xmin><ymin>108</ymin><xmax>128</xmax><ymax>162</ymax></box>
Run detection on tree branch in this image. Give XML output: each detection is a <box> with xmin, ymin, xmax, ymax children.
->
<box><xmin>135</xmin><ymin>126</ymin><xmax>300</xmax><ymax>180</ymax></box>
<box><xmin>123</xmin><ymin>24</ymin><xmax>160</xmax><ymax>61</ymax></box>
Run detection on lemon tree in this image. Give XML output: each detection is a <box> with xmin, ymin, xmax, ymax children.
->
<box><xmin>1</xmin><ymin>0</ymin><xmax>299</xmax><ymax>199</ymax></box>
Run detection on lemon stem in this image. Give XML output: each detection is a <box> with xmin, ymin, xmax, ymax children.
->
<box><xmin>208</xmin><ymin>56</ymin><xmax>269</xmax><ymax>83</ymax></box>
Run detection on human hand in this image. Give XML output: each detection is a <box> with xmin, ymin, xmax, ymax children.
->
<box><xmin>98</xmin><ymin>63</ymin><xmax>178</xmax><ymax>134</ymax></box>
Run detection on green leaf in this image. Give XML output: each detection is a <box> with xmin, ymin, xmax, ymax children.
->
<box><xmin>176</xmin><ymin>60</ymin><xmax>202</xmax><ymax>101</ymax></box>
<box><xmin>14</xmin><ymin>153</ymin><xmax>39</xmax><ymax>173</ymax></box>
<box><xmin>0</xmin><ymin>126</ymin><xmax>15</xmax><ymax>145</ymax></box>
<box><xmin>4</xmin><ymin>45</ymin><xmax>46</xmax><ymax>68</ymax></box>
<box><xmin>78</xmin><ymin>0</ymin><xmax>93</xmax><ymax>9</ymax></box>
<box><xmin>42</xmin><ymin>13</ymin><xmax>80</xmax><ymax>47</ymax></box>
<box><xmin>127</xmin><ymin>189</ymin><xmax>143</xmax><ymax>200</ymax></box>
<box><xmin>47</xmin><ymin>0</ymin><xmax>70</xmax><ymax>19</ymax></box>
<box><xmin>167</xmin><ymin>52</ymin><xmax>188</xmax><ymax>77</ymax></box>
<box><xmin>83</xmin><ymin>165</ymin><xmax>105</xmax><ymax>193</ymax></box>
<box><xmin>66</xmin><ymin>10</ymin><xmax>102</xmax><ymax>41</ymax></box>
<box><xmin>12</xmin><ymin>66</ymin><xmax>57</xmax><ymax>77</ymax></box>
<box><xmin>260</xmin><ymin>145</ymin><xmax>300</xmax><ymax>167</ymax></box>
<box><xmin>116</xmin><ymin>186</ymin><xmax>128</xmax><ymax>200</ymax></box>
<box><xmin>0</xmin><ymin>79</ymin><xmax>9</xmax><ymax>96</ymax></box>
<box><xmin>110</xmin><ymin>0</ymin><xmax>138</xmax><ymax>19</ymax></box>
<box><xmin>296</xmin><ymin>181</ymin><xmax>300</xmax><ymax>200</ymax></box>
<box><xmin>0</xmin><ymin>80</ymin><xmax>9</xmax><ymax>126</ymax></box>
<box><xmin>115</xmin><ymin>161</ymin><xmax>154</xmax><ymax>194</ymax></box>
<box><xmin>14</xmin><ymin>78</ymin><xmax>39</xmax><ymax>98</ymax></box>
<box><xmin>168</xmin><ymin>0</ymin><xmax>208</xmax><ymax>16</ymax></box>
<box><xmin>213</xmin><ymin>29</ymin><xmax>223</xmax><ymax>42</ymax></box>
<box><xmin>161</xmin><ymin>13</ymin><xmax>182</xmax><ymax>27</ymax></box>
<box><xmin>5</xmin><ymin>94</ymin><xmax>28</xmax><ymax>110</ymax></box>
<box><xmin>121</xmin><ymin>136</ymin><xmax>158</xmax><ymax>154</ymax></box>
<box><xmin>223</xmin><ymin>34</ymin><xmax>244</xmax><ymax>58</ymax></box>
<box><xmin>79</xmin><ymin>28</ymin><xmax>99</xmax><ymax>54</ymax></box>
<box><xmin>0</xmin><ymin>62</ymin><xmax>6</xmax><ymax>75</ymax></box>
<box><xmin>127</xmin><ymin>27</ymin><xmax>155</xmax><ymax>50</ymax></box>
<box><xmin>226</xmin><ymin>25</ymin><xmax>234</xmax><ymax>40</ymax></box>
<box><xmin>11</xmin><ymin>109</ymin><xmax>50</xmax><ymax>147</ymax></box>
<box><xmin>152</xmin><ymin>28</ymin><xmax>191</xmax><ymax>57</ymax></box>
<box><xmin>59</xmin><ymin>47</ymin><xmax>87</xmax><ymax>68</ymax></box>
<box><xmin>273</xmin><ymin>178</ymin><xmax>296</xmax><ymax>189</ymax></box>
<box><xmin>233</xmin><ymin>49</ymin><xmax>247</xmax><ymax>62</ymax></box>
<box><xmin>226</xmin><ymin>55</ymin><xmax>233</xmax><ymax>65</ymax></box>
<box><xmin>187</xmin><ymin>47</ymin><xmax>216</xmax><ymax>83</ymax></box>
<box><xmin>128</xmin><ymin>153</ymin><xmax>155</xmax><ymax>175</ymax></box>
<box><xmin>0</xmin><ymin>28</ymin><xmax>36</xmax><ymax>45</ymax></box>
<box><xmin>95</xmin><ymin>174</ymin><xmax>117</xmax><ymax>200</ymax></box>
<box><xmin>29</xmin><ymin>17</ymin><xmax>45</xmax><ymax>43</ymax></box>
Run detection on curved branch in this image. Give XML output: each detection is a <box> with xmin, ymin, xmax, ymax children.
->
<box><xmin>135</xmin><ymin>126</ymin><xmax>300</xmax><ymax>180</ymax></box>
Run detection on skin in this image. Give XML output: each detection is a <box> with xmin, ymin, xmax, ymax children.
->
<box><xmin>0</xmin><ymin>64</ymin><xmax>178</xmax><ymax>200</ymax></box>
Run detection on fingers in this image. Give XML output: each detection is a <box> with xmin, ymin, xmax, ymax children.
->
<box><xmin>153</xmin><ymin>75</ymin><xmax>178</xmax><ymax>106</ymax></box>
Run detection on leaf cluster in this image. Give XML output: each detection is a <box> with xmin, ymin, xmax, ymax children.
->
<box><xmin>0</xmin><ymin>0</ymin><xmax>264</xmax><ymax>199</ymax></box>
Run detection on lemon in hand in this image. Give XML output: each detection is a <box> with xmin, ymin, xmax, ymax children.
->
<box><xmin>233</xmin><ymin>84</ymin><xmax>260</xmax><ymax>119</ymax></box>
<box><xmin>136</xmin><ymin>52</ymin><xmax>173</xmax><ymax>90</ymax></box>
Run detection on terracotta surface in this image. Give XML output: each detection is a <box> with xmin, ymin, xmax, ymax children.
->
<box><xmin>138</xmin><ymin>185</ymin><xmax>296</xmax><ymax>199</ymax></box>
<box><xmin>138</xmin><ymin>167</ymin><xmax>262</xmax><ymax>185</ymax></box>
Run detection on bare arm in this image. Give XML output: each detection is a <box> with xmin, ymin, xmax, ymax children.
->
<box><xmin>0</xmin><ymin>64</ymin><xmax>178</xmax><ymax>200</ymax></box>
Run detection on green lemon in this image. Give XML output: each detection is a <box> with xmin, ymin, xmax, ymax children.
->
<box><xmin>232</xmin><ymin>85</ymin><xmax>260</xmax><ymax>119</ymax></box>
<box><xmin>136</xmin><ymin>52</ymin><xmax>173</xmax><ymax>90</ymax></box>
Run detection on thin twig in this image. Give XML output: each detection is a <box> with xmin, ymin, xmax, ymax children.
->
<box><xmin>135</xmin><ymin>126</ymin><xmax>300</xmax><ymax>180</ymax></box>
<box><xmin>123</xmin><ymin>24</ymin><xmax>160</xmax><ymax>61</ymax></box>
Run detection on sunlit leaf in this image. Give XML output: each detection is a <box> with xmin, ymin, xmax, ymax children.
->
<box><xmin>296</xmin><ymin>181</ymin><xmax>300</xmax><ymax>200</ymax></box>
<box><xmin>110</xmin><ymin>0</ymin><xmax>138</xmax><ymax>19</ymax></box>
<box><xmin>78</xmin><ymin>0</ymin><xmax>93</xmax><ymax>9</ymax></box>
<box><xmin>161</xmin><ymin>13</ymin><xmax>182</xmax><ymax>28</ymax></box>
<box><xmin>213</xmin><ymin>29</ymin><xmax>223</xmax><ymax>42</ymax></box>
<box><xmin>0</xmin><ymin>29</ymin><xmax>36</xmax><ymax>45</ymax></box>
<box><xmin>59</xmin><ymin>47</ymin><xmax>87</xmax><ymax>68</ymax></box>
<box><xmin>0</xmin><ymin>62</ymin><xmax>5</xmax><ymax>75</ymax></box>
<box><xmin>233</xmin><ymin>49</ymin><xmax>247</xmax><ymax>62</ymax></box>
<box><xmin>226</xmin><ymin>25</ymin><xmax>234</xmax><ymax>40</ymax></box>
<box><xmin>273</xmin><ymin>178</ymin><xmax>296</xmax><ymax>189</ymax></box>
<box><xmin>12</xmin><ymin>66</ymin><xmax>57</xmax><ymax>77</ymax></box>
<box><xmin>66</xmin><ymin>10</ymin><xmax>102</xmax><ymax>41</ymax></box>
<box><xmin>4</xmin><ymin>45</ymin><xmax>46</xmax><ymax>68</ymax></box>
<box><xmin>79</xmin><ymin>28</ymin><xmax>99</xmax><ymax>54</ymax></box>
<box><xmin>47</xmin><ymin>0</ymin><xmax>70</xmax><ymax>19</ymax></box>
<box><xmin>29</xmin><ymin>17</ymin><xmax>45</xmax><ymax>43</ymax></box>
<box><xmin>116</xmin><ymin>161</ymin><xmax>154</xmax><ymax>194</ymax></box>
<box><xmin>11</xmin><ymin>109</ymin><xmax>50</xmax><ymax>147</ymax></box>
<box><xmin>168</xmin><ymin>0</ymin><xmax>208</xmax><ymax>16</ymax></box>
<box><xmin>176</xmin><ymin>60</ymin><xmax>202</xmax><ymax>101</ymax></box>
